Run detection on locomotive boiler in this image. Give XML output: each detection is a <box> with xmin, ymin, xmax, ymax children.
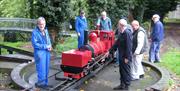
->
<box><xmin>61</xmin><ymin>30</ymin><xmax>115</xmax><ymax>79</ymax></box>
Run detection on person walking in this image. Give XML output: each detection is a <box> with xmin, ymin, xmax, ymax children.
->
<box><xmin>109</xmin><ymin>19</ymin><xmax>133</xmax><ymax>90</ymax></box>
<box><xmin>31</xmin><ymin>17</ymin><xmax>52</xmax><ymax>88</ymax></box>
<box><xmin>75</xmin><ymin>10</ymin><xmax>88</xmax><ymax>48</ymax></box>
<box><xmin>131</xmin><ymin>20</ymin><xmax>145</xmax><ymax>80</ymax></box>
<box><xmin>149</xmin><ymin>14</ymin><xmax>164</xmax><ymax>63</ymax></box>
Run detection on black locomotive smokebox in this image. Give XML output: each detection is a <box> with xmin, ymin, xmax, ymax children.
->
<box><xmin>61</xmin><ymin>65</ymin><xmax>84</xmax><ymax>74</ymax></box>
<box><xmin>80</xmin><ymin>44</ymin><xmax>95</xmax><ymax>57</ymax></box>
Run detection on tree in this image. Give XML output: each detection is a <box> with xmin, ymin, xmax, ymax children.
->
<box><xmin>69</xmin><ymin>0</ymin><xmax>88</xmax><ymax>30</ymax></box>
<box><xmin>0</xmin><ymin>0</ymin><xmax>33</xmax><ymax>42</ymax></box>
<box><xmin>128</xmin><ymin>0</ymin><xmax>178</xmax><ymax>23</ymax></box>
<box><xmin>87</xmin><ymin>0</ymin><xmax>131</xmax><ymax>29</ymax></box>
<box><xmin>143</xmin><ymin>0</ymin><xmax>178</xmax><ymax>22</ymax></box>
<box><xmin>129</xmin><ymin>0</ymin><xmax>148</xmax><ymax>23</ymax></box>
<box><xmin>0</xmin><ymin>0</ymin><xmax>30</xmax><ymax>18</ymax></box>
<box><xmin>34</xmin><ymin>0</ymin><xmax>87</xmax><ymax>46</ymax></box>
<box><xmin>27</xmin><ymin>0</ymin><xmax>35</xmax><ymax>18</ymax></box>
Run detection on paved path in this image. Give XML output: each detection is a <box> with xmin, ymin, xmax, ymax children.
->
<box><xmin>25</xmin><ymin>61</ymin><xmax>160</xmax><ymax>91</ymax></box>
<box><xmin>79</xmin><ymin>63</ymin><xmax>160</xmax><ymax>91</ymax></box>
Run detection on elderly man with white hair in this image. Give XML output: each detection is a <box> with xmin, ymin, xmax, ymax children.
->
<box><xmin>149</xmin><ymin>14</ymin><xmax>164</xmax><ymax>63</ymax></box>
<box><xmin>96</xmin><ymin>11</ymin><xmax>112</xmax><ymax>31</ymax></box>
<box><xmin>31</xmin><ymin>17</ymin><xmax>52</xmax><ymax>89</ymax></box>
<box><xmin>109</xmin><ymin>19</ymin><xmax>133</xmax><ymax>90</ymax></box>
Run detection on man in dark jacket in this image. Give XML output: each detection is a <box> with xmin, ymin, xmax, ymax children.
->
<box><xmin>110</xmin><ymin>19</ymin><xmax>133</xmax><ymax>90</ymax></box>
<box><xmin>149</xmin><ymin>14</ymin><xmax>164</xmax><ymax>63</ymax></box>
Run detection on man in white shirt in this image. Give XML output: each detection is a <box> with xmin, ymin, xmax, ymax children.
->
<box><xmin>131</xmin><ymin>20</ymin><xmax>145</xmax><ymax>80</ymax></box>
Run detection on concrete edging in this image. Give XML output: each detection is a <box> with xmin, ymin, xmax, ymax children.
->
<box><xmin>11</xmin><ymin>62</ymin><xmax>35</xmax><ymax>89</ymax></box>
<box><xmin>142</xmin><ymin>61</ymin><xmax>171</xmax><ymax>91</ymax></box>
<box><xmin>11</xmin><ymin>61</ymin><xmax>170</xmax><ymax>90</ymax></box>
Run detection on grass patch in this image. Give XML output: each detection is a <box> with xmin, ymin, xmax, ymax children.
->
<box><xmin>164</xmin><ymin>18</ymin><xmax>180</xmax><ymax>23</ymax></box>
<box><xmin>159</xmin><ymin>49</ymin><xmax>180</xmax><ymax>77</ymax></box>
<box><xmin>0</xmin><ymin>34</ymin><xmax>3</xmax><ymax>41</ymax></box>
<box><xmin>55</xmin><ymin>36</ymin><xmax>78</xmax><ymax>53</ymax></box>
<box><xmin>0</xmin><ymin>41</ymin><xmax>32</xmax><ymax>54</ymax></box>
<box><xmin>0</xmin><ymin>42</ymin><xmax>31</xmax><ymax>48</ymax></box>
<box><xmin>0</xmin><ymin>36</ymin><xmax>78</xmax><ymax>54</ymax></box>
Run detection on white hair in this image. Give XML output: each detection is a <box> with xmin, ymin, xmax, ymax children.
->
<box><xmin>119</xmin><ymin>19</ymin><xmax>127</xmax><ymax>26</ymax></box>
<box><xmin>101</xmin><ymin>11</ymin><xmax>107</xmax><ymax>16</ymax></box>
<box><xmin>37</xmin><ymin>17</ymin><xmax>46</xmax><ymax>24</ymax></box>
<box><xmin>152</xmin><ymin>14</ymin><xmax>160</xmax><ymax>19</ymax></box>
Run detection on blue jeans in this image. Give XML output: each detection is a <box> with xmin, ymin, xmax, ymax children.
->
<box><xmin>149</xmin><ymin>41</ymin><xmax>161</xmax><ymax>63</ymax></box>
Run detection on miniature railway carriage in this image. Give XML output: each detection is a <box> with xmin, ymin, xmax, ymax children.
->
<box><xmin>61</xmin><ymin>30</ymin><xmax>115</xmax><ymax>79</ymax></box>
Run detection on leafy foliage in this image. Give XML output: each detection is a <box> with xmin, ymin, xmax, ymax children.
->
<box><xmin>0</xmin><ymin>0</ymin><xmax>178</xmax><ymax>47</ymax></box>
<box><xmin>129</xmin><ymin>0</ymin><xmax>148</xmax><ymax>22</ymax></box>
<box><xmin>143</xmin><ymin>0</ymin><xmax>178</xmax><ymax>22</ymax></box>
<box><xmin>128</xmin><ymin>0</ymin><xmax>178</xmax><ymax>23</ymax></box>
<box><xmin>0</xmin><ymin>0</ymin><xmax>178</xmax><ymax>26</ymax></box>
<box><xmin>0</xmin><ymin>0</ymin><xmax>30</xmax><ymax>17</ymax></box>
<box><xmin>87</xmin><ymin>0</ymin><xmax>130</xmax><ymax>28</ymax></box>
<box><xmin>34</xmin><ymin>0</ymin><xmax>72</xmax><ymax>28</ymax></box>
<box><xmin>34</xmin><ymin>0</ymin><xmax>89</xmax><ymax>29</ymax></box>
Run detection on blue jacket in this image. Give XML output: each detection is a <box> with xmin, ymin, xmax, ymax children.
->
<box><xmin>151</xmin><ymin>21</ymin><xmax>164</xmax><ymax>42</ymax></box>
<box><xmin>75</xmin><ymin>16</ymin><xmax>88</xmax><ymax>48</ymax></box>
<box><xmin>31</xmin><ymin>27</ymin><xmax>51</xmax><ymax>85</ymax></box>
<box><xmin>75</xmin><ymin>16</ymin><xmax>88</xmax><ymax>33</ymax></box>
<box><xmin>31</xmin><ymin>27</ymin><xmax>51</xmax><ymax>50</ymax></box>
<box><xmin>97</xmin><ymin>17</ymin><xmax>112</xmax><ymax>31</ymax></box>
<box><xmin>31</xmin><ymin>27</ymin><xmax>52</xmax><ymax>61</ymax></box>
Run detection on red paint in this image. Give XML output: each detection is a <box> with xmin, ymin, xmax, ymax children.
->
<box><xmin>62</xmin><ymin>49</ymin><xmax>92</xmax><ymax>67</ymax></box>
<box><xmin>61</xmin><ymin>31</ymin><xmax>115</xmax><ymax>79</ymax></box>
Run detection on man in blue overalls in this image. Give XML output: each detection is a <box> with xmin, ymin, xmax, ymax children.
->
<box><xmin>75</xmin><ymin>10</ymin><xmax>88</xmax><ymax>48</ymax></box>
<box><xmin>31</xmin><ymin>17</ymin><xmax>52</xmax><ymax>88</ymax></box>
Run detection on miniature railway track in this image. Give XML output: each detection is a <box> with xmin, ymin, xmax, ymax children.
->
<box><xmin>0</xmin><ymin>55</ymin><xmax>32</xmax><ymax>63</ymax></box>
<box><xmin>51</xmin><ymin>52</ymin><xmax>113</xmax><ymax>91</ymax></box>
<box><xmin>23</xmin><ymin>52</ymin><xmax>114</xmax><ymax>91</ymax></box>
<box><xmin>0</xmin><ymin>44</ymin><xmax>33</xmax><ymax>56</ymax></box>
<box><xmin>0</xmin><ymin>44</ymin><xmax>33</xmax><ymax>63</ymax></box>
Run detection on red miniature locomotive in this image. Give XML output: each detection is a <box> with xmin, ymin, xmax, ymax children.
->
<box><xmin>61</xmin><ymin>30</ymin><xmax>115</xmax><ymax>79</ymax></box>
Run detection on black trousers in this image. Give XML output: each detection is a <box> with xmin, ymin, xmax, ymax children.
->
<box><xmin>119</xmin><ymin>58</ymin><xmax>131</xmax><ymax>86</ymax></box>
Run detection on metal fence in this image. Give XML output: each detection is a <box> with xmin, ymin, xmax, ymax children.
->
<box><xmin>0</xmin><ymin>18</ymin><xmax>36</xmax><ymax>32</ymax></box>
